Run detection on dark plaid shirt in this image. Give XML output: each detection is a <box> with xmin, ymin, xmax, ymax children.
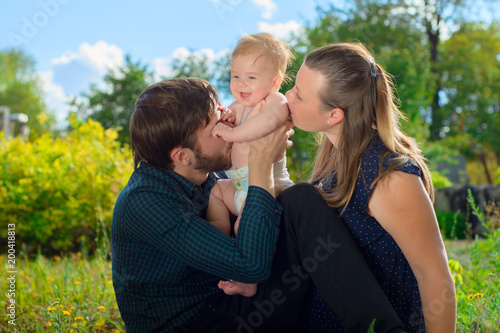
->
<box><xmin>111</xmin><ymin>162</ymin><xmax>282</xmax><ymax>332</ymax></box>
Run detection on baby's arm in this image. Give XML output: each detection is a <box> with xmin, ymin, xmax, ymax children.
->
<box><xmin>213</xmin><ymin>92</ymin><xmax>289</xmax><ymax>143</ymax></box>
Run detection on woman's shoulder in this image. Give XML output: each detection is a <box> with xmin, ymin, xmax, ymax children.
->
<box><xmin>361</xmin><ymin>136</ymin><xmax>421</xmax><ymax>177</ymax></box>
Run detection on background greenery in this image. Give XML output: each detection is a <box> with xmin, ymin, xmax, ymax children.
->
<box><xmin>1</xmin><ymin>0</ymin><xmax>499</xmax><ymax>331</ymax></box>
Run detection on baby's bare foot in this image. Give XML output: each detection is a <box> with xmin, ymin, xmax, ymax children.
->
<box><xmin>218</xmin><ymin>280</ymin><xmax>257</xmax><ymax>297</ymax></box>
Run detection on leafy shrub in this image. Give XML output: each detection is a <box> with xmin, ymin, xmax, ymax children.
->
<box><xmin>436</xmin><ymin>209</ymin><xmax>469</xmax><ymax>240</ymax></box>
<box><xmin>0</xmin><ymin>116</ymin><xmax>133</xmax><ymax>254</ymax></box>
<box><xmin>452</xmin><ymin>228</ymin><xmax>500</xmax><ymax>331</ymax></box>
<box><xmin>431</xmin><ymin>170</ymin><xmax>453</xmax><ymax>189</ymax></box>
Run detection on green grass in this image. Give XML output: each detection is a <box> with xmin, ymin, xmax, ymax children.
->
<box><xmin>1</xmin><ymin>248</ymin><xmax>124</xmax><ymax>332</ymax></box>
<box><xmin>445</xmin><ymin>232</ymin><xmax>500</xmax><ymax>332</ymax></box>
<box><xmin>1</xmin><ymin>233</ymin><xmax>499</xmax><ymax>332</ymax></box>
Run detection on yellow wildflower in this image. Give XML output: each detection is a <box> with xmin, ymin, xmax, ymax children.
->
<box><xmin>467</xmin><ymin>292</ymin><xmax>485</xmax><ymax>299</ymax></box>
<box><xmin>97</xmin><ymin>306</ymin><xmax>106</xmax><ymax>311</ymax></box>
<box><xmin>47</xmin><ymin>277</ymin><xmax>54</xmax><ymax>282</ymax></box>
<box><xmin>46</xmin><ymin>321</ymin><xmax>52</xmax><ymax>328</ymax></box>
<box><xmin>74</xmin><ymin>281</ymin><xmax>81</xmax><ymax>285</ymax></box>
<box><xmin>47</xmin><ymin>307</ymin><xmax>54</xmax><ymax>311</ymax></box>
<box><xmin>74</xmin><ymin>316</ymin><xmax>84</xmax><ymax>321</ymax></box>
<box><xmin>70</xmin><ymin>306</ymin><xmax>76</xmax><ymax>311</ymax></box>
<box><xmin>108</xmin><ymin>280</ymin><xmax>113</xmax><ymax>284</ymax></box>
<box><xmin>63</xmin><ymin>310</ymin><xmax>71</xmax><ymax>316</ymax></box>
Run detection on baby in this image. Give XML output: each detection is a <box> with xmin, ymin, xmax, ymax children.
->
<box><xmin>208</xmin><ymin>33</ymin><xmax>295</xmax><ymax>296</ymax></box>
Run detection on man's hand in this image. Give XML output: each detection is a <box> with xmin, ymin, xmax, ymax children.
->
<box><xmin>250</xmin><ymin>120</ymin><xmax>294</xmax><ymax>163</ymax></box>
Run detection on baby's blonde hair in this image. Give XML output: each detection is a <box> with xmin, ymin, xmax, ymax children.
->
<box><xmin>232</xmin><ymin>33</ymin><xmax>294</xmax><ymax>85</ymax></box>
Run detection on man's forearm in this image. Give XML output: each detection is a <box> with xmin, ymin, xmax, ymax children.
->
<box><xmin>248</xmin><ymin>151</ymin><xmax>275</xmax><ymax>197</ymax></box>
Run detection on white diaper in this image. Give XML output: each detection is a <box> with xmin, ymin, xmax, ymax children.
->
<box><xmin>225</xmin><ymin>158</ymin><xmax>294</xmax><ymax>214</ymax></box>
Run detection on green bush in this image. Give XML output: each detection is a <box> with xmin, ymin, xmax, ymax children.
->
<box><xmin>0</xmin><ymin>116</ymin><xmax>133</xmax><ymax>254</ymax></box>
<box><xmin>452</xmin><ymin>227</ymin><xmax>500</xmax><ymax>331</ymax></box>
<box><xmin>431</xmin><ymin>170</ymin><xmax>453</xmax><ymax>189</ymax></box>
<box><xmin>436</xmin><ymin>209</ymin><xmax>469</xmax><ymax>240</ymax></box>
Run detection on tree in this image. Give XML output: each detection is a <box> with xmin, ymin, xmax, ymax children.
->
<box><xmin>170</xmin><ymin>50</ymin><xmax>214</xmax><ymax>82</ymax></box>
<box><xmin>0</xmin><ymin>49</ymin><xmax>55</xmax><ymax>138</ymax></box>
<box><xmin>394</xmin><ymin>0</ymin><xmax>498</xmax><ymax>140</ymax></box>
<box><xmin>169</xmin><ymin>48</ymin><xmax>233</xmax><ymax>101</ymax></box>
<box><xmin>440</xmin><ymin>21</ymin><xmax>500</xmax><ymax>183</ymax></box>
<box><xmin>72</xmin><ymin>55</ymin><xmax>152</xmax><ymax>144</ymax></box>
<box><xmin>279</xmin><ymin>2</ymin><xmax>435</xmax><ymax>180</ymax></box>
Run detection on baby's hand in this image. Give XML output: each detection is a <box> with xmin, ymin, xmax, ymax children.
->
<box><xmin>218</xmin><ymin>105</ymin><xmax>236</xmax><ymax>123</ymax></box>
<box><xmin>212</xmin><ymin>122</ymin><xmax>234</xmax><ymax>142</ymax></box>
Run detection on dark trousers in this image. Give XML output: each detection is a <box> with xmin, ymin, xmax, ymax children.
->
<box><xmin>188</xmin><ymin>183</ymin><xmax>406</xmax><ymax>333</ymax></box>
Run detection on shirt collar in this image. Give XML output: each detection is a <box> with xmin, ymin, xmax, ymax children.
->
<box><xmin>139</xmin><ymin>162</ymin><xmax>216</xmax><ymax>194</ymax></box>
<box><xmin>166</xmin><ymin>168</ymin><xmax>216</xmax><ymax>194</ymax></box>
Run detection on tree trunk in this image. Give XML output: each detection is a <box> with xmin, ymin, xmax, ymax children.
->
<box><xmin>480</xmin><ymin>153</ymin><xmax>493</xmax><ymax>185</ymax></box>
<box><xmin>425</xmin><ymin>0</ymin><xmax>443</xmax><ymax>141</ymax></box>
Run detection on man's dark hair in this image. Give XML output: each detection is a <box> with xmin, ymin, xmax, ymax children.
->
<box><xmin>130</xmin><ymin>78</ymin><xmax>219</xmax><ymax>169</ymax></box>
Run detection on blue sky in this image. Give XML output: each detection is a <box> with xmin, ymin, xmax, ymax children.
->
<box><xmin>0</xmin><ymin>0</ymin><xmax>321</xmax><ymax>126</ymax></box>
<box><xmin>1</xmin><ymin>0</ymin><xmax>498</xmax><ymax>127</ymax></box>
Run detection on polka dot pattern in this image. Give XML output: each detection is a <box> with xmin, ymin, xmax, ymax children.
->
<box><xmin>308</xmin><ymin>137</ymin><xmax>426</xmax><ymax>332</ymax></box>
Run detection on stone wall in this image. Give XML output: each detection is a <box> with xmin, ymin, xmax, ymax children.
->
<box><xmin>434</xmin><ymin>185</ymin><xmax>500</xmax><ymax>236</ymax></box>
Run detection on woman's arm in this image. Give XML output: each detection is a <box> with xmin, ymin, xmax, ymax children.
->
<box><xmin>213</xmin><ymin>92</ymin><xmax>289</xmax><ymax>142</ymax></box>
<box><xmin>368</xmin><ymin>171</ymin><xmax>456</xmax><ymax>333</ymax></box>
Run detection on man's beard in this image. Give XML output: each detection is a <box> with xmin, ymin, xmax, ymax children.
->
<box><xmin>193</xmin><ymin>145</ymin><xmax>232</xmax><ymax>173</ymax></box>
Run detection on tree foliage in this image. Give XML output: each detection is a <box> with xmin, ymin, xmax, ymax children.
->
<box><xmin>68</xmin><ymin>2</ymin><xmax>499</xmax><ymax>184</ymax></box>
<box><xmin>440</xmin><ymin>21</ymin><xmax>500</xmax><ymax>182</ymax></box>
<box><xmin>0</xmin><ymin>49</ymin><xmax>55</xmax><ymax>138</ymax></box>
<box><xmin>170</xmin><ymin>50</ymin><xmax>214</xmax><ymax>82</ymax></box>
<box><xmin>72</xmin><ymin>55</ymin><xmax>152</xmax><ymax>144</ymax></box>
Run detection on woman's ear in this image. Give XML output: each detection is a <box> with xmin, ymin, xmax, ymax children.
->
<box><xmin>170</xmin><ymin>147</ymin><xmax>192</xmax><ymax>166</ymax></box>
<box><xmin>327</xmin><ymin>107</ymin><xmax>345</xmax><ymax>126</ymax></box>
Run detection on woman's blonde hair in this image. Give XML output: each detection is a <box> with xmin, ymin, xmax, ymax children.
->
<box><xmin>232</xmin><ymin>32</ymin><xmax>295</xmax><ymax>85</ymax></box>
<box><xmin>307</xmin><ymin>42</ymin><xmax>434</xmax><ymax>211</ymax></box>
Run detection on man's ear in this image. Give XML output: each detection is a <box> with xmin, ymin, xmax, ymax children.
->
<box><xmin>170</xmin><ymin>147</ymin><xmax>192</xmax><ymax>166</ymax></box>
<box><xmin>327</xmin><ymin>107</ymin><xmax>345</xmax><ymax>126</ymax></box>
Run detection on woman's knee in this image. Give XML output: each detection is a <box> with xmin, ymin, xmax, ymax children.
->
<box><xmin>277</xmin><ymin>182</ymin><xmax>322</xmax><ymax>208</ymax></box>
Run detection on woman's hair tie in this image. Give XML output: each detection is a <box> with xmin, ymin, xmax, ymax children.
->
<box><xmin>368</xmin><ymin>56</ymin><xmax>377</xmax><ymax>78</ymax></box>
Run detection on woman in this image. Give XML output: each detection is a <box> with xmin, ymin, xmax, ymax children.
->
<box><xmin>284</xmin><ymin>43</ymin><xmax>456</xmax><ymax>332</ymax></box>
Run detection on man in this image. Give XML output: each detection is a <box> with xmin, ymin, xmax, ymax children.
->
<box><xmin>111</xmin><ymin>78</ymin><xmax>406</xmax><ymax>333</ymax></box>
<box><xmin>111</xmin><ymin>78</ymin><xmax>292</xmax><ymax>332</ymax></box>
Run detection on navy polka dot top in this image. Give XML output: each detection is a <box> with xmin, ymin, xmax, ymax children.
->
<box><xmin>305</xmin><ymin>136</ymin><xmax>426</xmax><ymax>332</ymax></box>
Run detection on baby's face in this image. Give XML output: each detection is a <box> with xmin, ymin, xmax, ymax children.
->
<box><xmin>230</xmin><ymin>52</ymin><xmax>279</xmax><ymax>107</ymax></box>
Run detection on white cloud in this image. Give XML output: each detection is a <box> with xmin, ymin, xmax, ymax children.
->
<box><xmin>52</xmin><ymin>40</ymin><xmax>124</xmax><ymax>76</ymax></box>
<box><xmin>40</xmin><ymin>41</ymin><xmax>126</xmax><ymax>127</ymax></box>
<box><xmin>258</xmin><ymin>20</ymin><xmax>303</xmax><ymax>40</ymax></box>
<box><xmin>38</xmin><ymin>70</ymin><xmax>71</xmax><ymax>126</ymax></box>
<box><xmin>253</xmin><ymin>0</ymin><xmax>278</xmax><ymax>19</ymax></box>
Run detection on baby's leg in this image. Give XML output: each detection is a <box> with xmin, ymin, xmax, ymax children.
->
<box><xmin>207</xmin><ymin>181</ymin><xmax>232</xmax><ymax>236</ymax></box>
<box><xmin>214</xmin><ymin>181</ymin><xmax>257</xmax><ymax>296</ymax></box>
<box><xmin>216</xmin><ymin>179</ymin><xmax>239</xmax><ymax>216</ymax></box>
